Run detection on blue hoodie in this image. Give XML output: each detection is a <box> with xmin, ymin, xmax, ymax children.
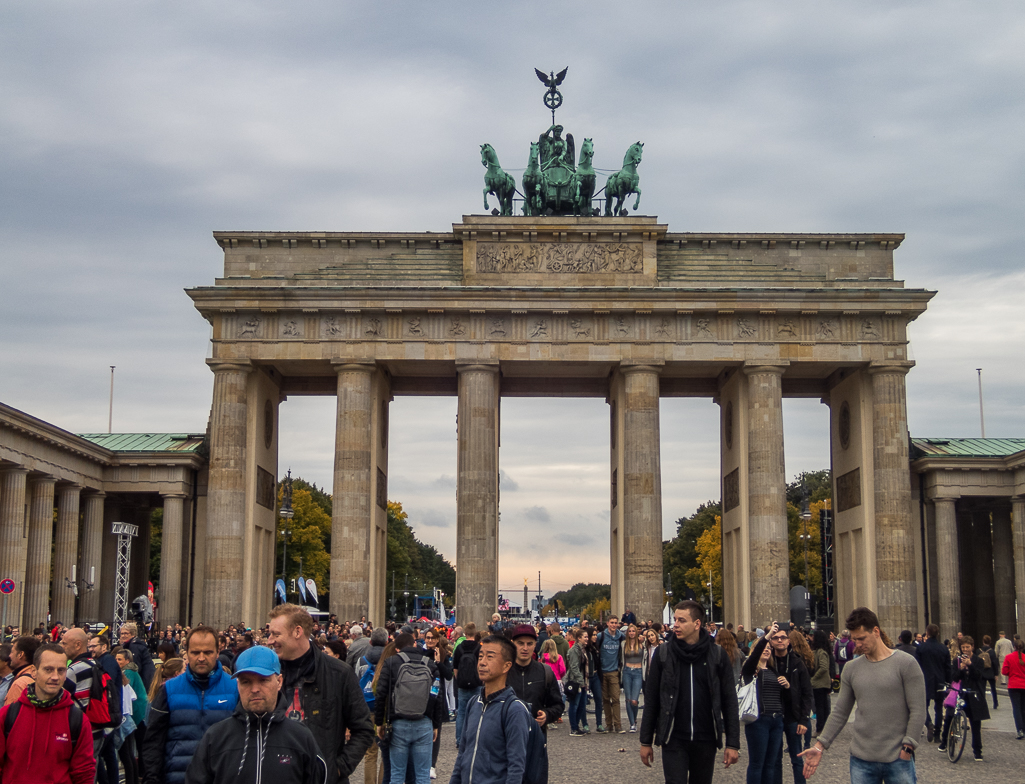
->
<box><xmin>449</xmin><ymin>686</ymin><xmax>530</xmax><ymax>784</ymax></box>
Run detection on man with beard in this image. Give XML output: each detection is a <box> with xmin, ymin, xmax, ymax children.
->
<box><xmin>639</xmin><ymin>600</ymin><xmax>740</xmax><ymax>784</ymax></box>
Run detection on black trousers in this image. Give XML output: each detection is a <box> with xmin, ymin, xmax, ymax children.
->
<box><xmin>813</xmin><ymin>688</ymin><xmax>831</xmax><ymax>734</ymax></box>
<box><xmin>660</xmin><ymin>740</ymin><xmax>717</xmax><ymax>784</ymax></box>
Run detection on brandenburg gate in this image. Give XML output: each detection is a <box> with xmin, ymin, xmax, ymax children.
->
<box><xmin>188</xmin><ymin>216</ymin><xmax>933</xmax><ymax>632</ymax></box>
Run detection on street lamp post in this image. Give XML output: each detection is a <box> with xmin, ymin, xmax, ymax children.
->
<box><xmin>279</xmin><ymin>469</ymin><xmax>294</xmax><ymax>598</ymax></box>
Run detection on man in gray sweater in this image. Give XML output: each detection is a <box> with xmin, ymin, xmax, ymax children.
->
<box><xmin>799</xmin><ymin>607</ymin><xmax>925</xmax><ymax>783</ymax></box>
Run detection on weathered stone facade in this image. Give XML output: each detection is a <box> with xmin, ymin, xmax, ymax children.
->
<box><xmin>190</xmin><ymin>215</ymin><xmax>933</xmax><ymax>631</ymax></box>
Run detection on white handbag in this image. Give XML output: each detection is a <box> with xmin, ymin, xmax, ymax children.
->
<box><xmin>737</xmin><ymin>676</ymin><xmax>759</xmax><ymax>724</ymax></box>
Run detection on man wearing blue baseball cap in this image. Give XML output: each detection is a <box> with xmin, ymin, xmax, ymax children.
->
<box><xmin>185</xmin><ymin>646</ymin><xmax>327</xmax><ymax>784</ymax></box>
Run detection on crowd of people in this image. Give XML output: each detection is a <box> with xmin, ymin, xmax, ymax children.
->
<box><xmin>0</xmin><ymin>607</ymin><xmax>1023</xmax><ymax>784</ymax></box>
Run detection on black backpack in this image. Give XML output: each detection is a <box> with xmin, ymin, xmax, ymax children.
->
<box><xmin>501</xmin><ymin>696</ymin><xmax>547</xmax><ymax>784</ymax></box>
<box><xmin>3</xmin><ymin>701</ymin><xmax>84</xmax><ymax>745</ymax></box>
<box><xmin>455</xmin><ymin>641</ymin><xmax>482</xmax><ymax>690</ymax></box>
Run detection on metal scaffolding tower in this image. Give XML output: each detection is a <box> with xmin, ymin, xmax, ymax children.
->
<box><xmin>111</xmin><ymin>521</ymin><xmax>139</xmax><ymax>631</ymax></box>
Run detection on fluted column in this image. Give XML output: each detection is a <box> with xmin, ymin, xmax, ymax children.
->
<box><xmin>330</xmin><ymin>361</ymin><xmax>375</xmax><ymax>621</ymax></box>
<box><xmin>933</xmin><ymin>497</ymin><xmax>961</xmax><ymax>638</ymax></box>
<box><xmin>51</xmin><ymin>484</ymin><xmax>82</xmax><ymax>626</ymax></box>
<box><xmin>744</xmin><ymin>364</ymin><xmax>789</xmax><ymax>625</ymax></box>
<box><xmin>1013</xmin><ymin>497</ymin><xmax>1025</xmax><ymax>639</ymax></box>
<box><xmin>455</xmin><ymin>362</ymin><xmax>500</xmax><ymax>628</ymax></box>
<box><xmin>620</xmin><ymin>365</ymin><xmax>664</xmax><ymax>622</ymax></box>
<box><xmin>991</xmin><ymin>504</ymin><xmax>1016</xmax><ymax>637</ymax></box>
<box><xmin>0</xmin><ymin>467</ymin><xmax>30</xmax><ymax>629</ymax></box>
<box><xmin>867</xmin><ymin>362</ymin><xmax>918</xmax><ymax>634</ymax></box>
<box><xmin>159</xmin><ymin>493</ymin><xmax>186</xmax><ymax>627</ymax></box>
<box><xmin>23</xmin><ymin>476</ymin><xmax>56</xmax><ymax>630</ymax></box>
<box><xmin>78</xmin><ymin>492</ymin><xmax>105</xmax><ymax>624</ymax></box>
<box><xmin>202</xmin><ymin>359</ymin><xmax>252</xmax><ymax>629</ymax></box>
<box><xmin>971</xmin><ymin>508</ymin><xmax>997</xmax><ymax>641</ymax></box>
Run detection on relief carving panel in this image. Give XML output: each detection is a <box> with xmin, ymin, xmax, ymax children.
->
<box><xmin>836</xmin><ymin>467</ymin><xmax>862</xmax><ymax>512</ymax></box>
<box><xmin>476</xmin><ymin>242</ymin><xmax>643</xmax><ymax>274</ymax></box>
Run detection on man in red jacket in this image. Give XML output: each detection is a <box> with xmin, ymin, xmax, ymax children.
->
<box><xmin>0</xmin><ymin>642</ymin><xmax>95</xmax><ymax>784</ymax></box>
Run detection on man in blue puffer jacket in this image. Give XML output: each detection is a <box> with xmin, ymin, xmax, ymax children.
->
<box><xmin>142</xmin><ymin>625</ymin><xmax>239</xmax><ymax>784</ymax></box>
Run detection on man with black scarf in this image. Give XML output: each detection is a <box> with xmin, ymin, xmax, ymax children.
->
<box><xmin>639</xmin><ymin>600</ymin><xmax>739</xmax><ymax>784</ymax></box>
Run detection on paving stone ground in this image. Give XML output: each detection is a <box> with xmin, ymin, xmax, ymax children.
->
<box><xmin>356</xmin><ymin>684</ymin><xmax>1024</xmax><ymax>784</ymax></box>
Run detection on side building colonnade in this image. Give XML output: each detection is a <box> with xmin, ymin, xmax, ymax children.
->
<box><xmin>0</xmin><ymin>402</ymin><xmax>205</xmax><ymax>632</ymax></box>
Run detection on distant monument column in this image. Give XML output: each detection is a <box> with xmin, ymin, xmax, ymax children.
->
<box><xmin>330</xmin><ymin>360</ymin><xmax>378</xmax><ymax>622</ymax></box>
<box><xmin>23</xmin><ymin>475</ymin><xmax>56</xmax><ymax>630</ymax></box>
<box><xmin>0</xmin><ymin>467</ymin><xmax>29</xmax><ymax>629</ymax></box>
<box><xmin>78</xmin><ymin>491</ymin><xmax>105</xmax><ymax>624</ymax></box>
<box><xmin>51</xmin><ymin>484</ymin><xmax>82</xmax><ymax>626</ymax></box>
<box><xmin>455</xmin><ymin>362</ymin><xmax>500</xmax><ymax>628</ymax></box>
<box><xmin>991</xmin><ymin>504</ymin><xmax>1016</xmax><ymax>637</ymax></box>
<box><xmin>1013</xmin><ymin>496</ymin><xmax>1025</xmax><ymax>638</ymax></box>
<box><xmin>932</xmin><ymin>497</ymin><xmax>961</xmax><ymax>637</ymax></box>
<box><xmin>620</xmin><ymin>364</ymin><xmax>664</xmax><ymax>622</ymax></box>
<box><xmin>868</xmin><ymin>362</ymin><xmax>918</xmax><ymax>633</ymax></box>
<box><xmin>160</xmin><ymin>493</ymin><xmax>186</xmax><ymax>627</ymax></box>
<box><xmin>203</xmin><ymin>359</ymin><xmax>252</xmax><ymax>629</ymax></box>
<box><xmin>744</xmin><ymin>363</ymin><xmax>789</xmax><ymax>625</ymax></box>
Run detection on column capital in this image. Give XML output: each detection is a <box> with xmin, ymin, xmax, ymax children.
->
<box><xmin>619</xmin><ymin>361</ymin><xmax>664</xmax><ymax>376</ymax></box>
<box><xmin>931</xmin><ymin>495</ymin><xmax>958</xmax><ymax>506</ymax></box>
<box><xmin>455</xmin><ymin>360</ymin><xmax>500</xmax><ymax>375</ymax></box>
<box><xmin>206</xmin><ymin>358</ymin><xmax>254</xmax><ymax>374</ymax></box>
<box><xmin>58</xmin><ymin>483</ymin><xmax>83</xmax><ymax>493</ymax></box>
<box><xmin>742</xmin><ymin>360</ymin><xmax>789</xmax><ymax>377</ymax></box>
<box><xmin>331</xmin><ymin>358</ymin><xmax>376</xmax><ymax>374</ymax></box>
<box><xmin>28</xmin><ymin>474</ymin><xmax>56</xmax><ymax>487</ymax></box>
<box><xmin>161</xmin><ymin>492</ymin><xmax>188</xmax><ymax>500</ymax></box>
<box><xmin>0</xmin><ymin>465</ymin><xmax>30</xmax><ymax>477</ymax></box>
<box><xmin>866</xmin><ymin>360</ymin><xmax>915</xmax><ymax>376</ymax></box>
<box><xmin>83</xmin><ymin>489</ymin><xmax>106</xmax><ymax>499</ymax></box>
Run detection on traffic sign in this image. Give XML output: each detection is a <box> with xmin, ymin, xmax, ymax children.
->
<box><xmin>0</xmin><ymin>579</ymin><xmax>14</xmax><ymax>594</ymax></box>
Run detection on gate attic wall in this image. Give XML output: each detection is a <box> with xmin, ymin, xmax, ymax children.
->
<box><xmin>189</xmin><ymin>216</ymin><xmax>933</xmax><ymax>632</ymax></box>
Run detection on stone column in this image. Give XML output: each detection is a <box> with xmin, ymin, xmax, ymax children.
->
<box><xmin>455</xmin><ymin>362</ymin><xmax>500</xmax><ymax>628</ymax></box>
<box><xmin>51</xmin><ymin>484</ymin><xmax>82</xmax><ymax>626</ymax></box>
<box><xmin>620</xmin><ymin>365</ymin><xmax>664</xmax><ymax>622</ymax></box>
<box><xmin>202</xmin><ymin>359</ymin><xmax>252</xmax><ymax>629</ymax></box>
<box><xmin>330</xmin><ymin>361</ymin><xmax>375</xmax><ymax>622</ymax></box>
<box><xmin>867</xmin><ymin>362</ymin><xmax>918</xmax><ymax>633</ymax></box>
<box><xmin>159</xmin><ymin>493</ymin><xmax>186</xmax><ymax>628</ymax></box>
<box><xmin>933</xmin><ymin>498</ymin><xmax>961</xmax><ymax>638</ymax></box>
<box><xmin>0</xmin><ymin>467</ymin><xmax>29</xmax><ymax>629</ymax></box>
<box><xmin>1013</xmin><ymin>497</ymin><xmax>1025</xmax><ymax>639</ymax></box>
<box><xmin>971</xmin><ymin>507</ymin><xmax>997</xmax><ymax>641</ymax></box>
<box><xmin>991</xmin><ymin>504</ymin><xmax>1016</xmax><ymax>637</ymax></box>
<box><xmin>744</xmin><ymin>364</ymin><xmax>789</xmax><ymax>625</ymax></box>
<box><xmin>78</xmin><ymin>492</ymin><xmax>105</xmax><ymax>624</ymax></box>
<box><xmin>23</xmin><ymin>476</ymin><xmax>56</xmax><ymax>630</ymax></box>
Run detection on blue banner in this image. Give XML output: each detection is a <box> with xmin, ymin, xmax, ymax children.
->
<box><xmin>306</xmin><ymin>578</ymin><xmax>318</xmax><ymax>605</ymax></box>
<box><xmin>297</xmin><ymin>576</ymin><xmax>308</xmax><ymax>604</ymax></box>
<box><xmin>275</xmin><ymin>579</ymin><xmax>286</xmax><ymax>604</ymax></box>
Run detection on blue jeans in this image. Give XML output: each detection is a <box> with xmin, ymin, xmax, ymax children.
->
<box><xmin>389</xmin><ymin>718</ymin><xmax>433</xmax><ymax>784</ymax></box>
<box><xmin>778</xmin><ymin>721</ymin><xmax>810</xmax><ymax>784</ymax></box>
<box><xmin>744</xmin><ymin>712</ymin><xmax>784</xmax><ymax>784</ymax></box>
<box><xmin>622</xmin><ymin>667</ymin><xmax>643</xmax><ymax>727</ymax></box>
<box><xmin>455</xmin><ymin>687</ymin><xmax>477</xmax><ymax>749</ymax></box>
<box><xmin>588</xmin><ymin>673</ymin><xmax>603</xmax><ymax>727</ymax></box>
<box><xmin>567</xmin><ymin>686</ymin><xmax>587</xmax><ymax>732</ymax></box>
<box><xmin>849</xmin><ymin>755</ymin><xmax>916</xmax><ymax>784</ymax></box>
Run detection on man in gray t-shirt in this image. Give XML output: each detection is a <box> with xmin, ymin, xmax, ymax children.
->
<box><xmin>800</xmin><ymin>607</ymin><xmax>925</xmax><ymax>783</ymax></box>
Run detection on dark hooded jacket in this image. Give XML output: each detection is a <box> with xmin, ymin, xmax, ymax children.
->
<box><xmin>184</xmin><ymin>692</ymin><xmax>327</xmax><ymax>784</ymax></box>
<box><xmin>639</xmin><ymin>629</ymin><xmax>740</xmax><ymax>750</ymax></box>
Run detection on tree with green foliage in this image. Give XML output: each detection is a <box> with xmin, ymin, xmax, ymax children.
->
<box><xmin>548</xmin><ymin>583</ymin><xmax>610</xmax><ymax>614</ymax></box>
<box><xmin>386</xmin><ymin>501</ymin><xmax>456</xmax><ymax>616</ymax></box>
<box><xmin>276</xmin><ymin>483</ymin><xmax>331</xmax><ymax>604</ymax></box>
<box><xmin>663</xmin><ymin>501</ymin><xmax>720</xmax><ymax>603</ymax></box>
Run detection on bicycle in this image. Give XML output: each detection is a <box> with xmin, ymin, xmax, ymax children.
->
<box><xmin>941</xmin><ymin>684</ymin><xmax>977</xmax><ymax>762</ymax></box>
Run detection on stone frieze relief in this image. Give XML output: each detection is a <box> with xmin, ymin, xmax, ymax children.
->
<box><xmin>476</xmin><ymin>242</ymin><xmax>643</xmax><ymax>274</ymax></box>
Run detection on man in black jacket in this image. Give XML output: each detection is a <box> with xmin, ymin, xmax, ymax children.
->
<box><xmin>374</xmin><ymin>632</ymin><xmax>445</xmax><ymax>784</ymax></box>
<box><xmin>915</xmin><ymin>623</ymin><xmax>951</xmax><ymax>742</ymax></box>
<box><xmin>119</xmin><ymin>622</ymin><xmax>156</xmax><ymax>691</ymax></box>
<box><xmin>508</xmin><ymin>624</ymin><xmax>564</xmax><ymax>732</ymax></box>
<box><xmin>185</xmin><ymin>645</ymin><xmax>327</xmax><ymax>784</ymax></box>
<box><xmin>639</xmin><ymin>600</ymin><xmax>739</xmax><ymax>784</ymax></box>
<box><xmin>268</xmin><ymin>604</ymin><xmax>374</xmax><ymax>784</ymax></box>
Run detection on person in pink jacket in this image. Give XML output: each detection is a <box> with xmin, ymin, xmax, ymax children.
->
<box><xmin>540</xmin><ymin>640</ymin><xmax>567</xmax><ymax>680</ymax></box>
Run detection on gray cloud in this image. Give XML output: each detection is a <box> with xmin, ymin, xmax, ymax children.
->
<box><xmin>2</xmin><ymin>2</ymin><xmax>1023</xmax><ymax>589</ymax></box>
<box><xmin>523</xmin><ymin>506</ymin><xmax>551</xmax><ymax>524</ymax></box>
<box><xmin>500</xmin><ymin>470</ymin><xmax>520</xmax><ymax>492</ymax></box>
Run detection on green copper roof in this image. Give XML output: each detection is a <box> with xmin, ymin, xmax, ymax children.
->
<box><xmin>77</xmin><ymin>433</ymin><xmax>205</xmax><ymax>453</ymax></box>
<box><xmin>911</xmin><ymin>437</ymin><xmax>1025</xmax><ymax>459</ymax></box>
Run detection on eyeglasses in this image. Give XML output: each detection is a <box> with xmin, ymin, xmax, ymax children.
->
<box><xmin>770</xmin><ymin>635</ymin><xmax>789</xmax><ymax>641</ymax></box>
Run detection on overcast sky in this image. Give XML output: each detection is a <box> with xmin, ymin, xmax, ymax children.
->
<box><xmin>2</xmin><ymin>1</ymin><xmax>1022</xmax><ymax>596</ymax></box>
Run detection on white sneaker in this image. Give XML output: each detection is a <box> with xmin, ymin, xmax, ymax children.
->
<box><xmin>430</xmin><ymin>768</ymin><xmax>437</xmax><ymax>780</ymax></box>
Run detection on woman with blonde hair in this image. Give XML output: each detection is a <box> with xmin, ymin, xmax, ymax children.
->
<box><xmin>540</xmin><ymin>638</ymin><xmax>567</xmax><ymax>680</ymax></box>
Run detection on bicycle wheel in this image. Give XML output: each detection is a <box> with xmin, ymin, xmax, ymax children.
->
<box><xmin>947</xmin><ymin>712</ymin><xmax>968</xmax><ymax>762</ymax></box>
